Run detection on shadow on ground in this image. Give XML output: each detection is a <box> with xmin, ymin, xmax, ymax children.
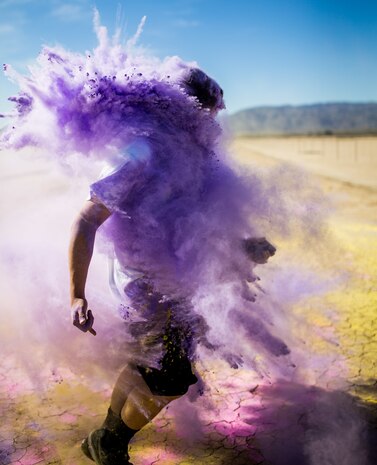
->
<box><xmin>238</xmin><ymin>381</ymin><xmax>377</xmax><ymax>465</ymax></box>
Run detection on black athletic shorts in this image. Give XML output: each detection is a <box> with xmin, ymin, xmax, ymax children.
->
<box><xmin>137</xmin><ymin>357</ymin><xmax>197</xmax><ymax>396</ymax></box>
<box><xmin>124</xmin><ymin>278</ymin><xmax>198</xmax><ymax>396</ymax></box>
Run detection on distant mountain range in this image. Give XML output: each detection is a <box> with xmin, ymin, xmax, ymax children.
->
<box><xmin>229</xmin><ymin>102</ymin><xmax>377</xmax><ymax>135</ymax></box>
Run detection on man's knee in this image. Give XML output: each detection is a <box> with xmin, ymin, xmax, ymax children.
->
<box><xmin>154</xmin><ymin>394</ymin><xmax>182</xmax><ymax>406</ymax></box>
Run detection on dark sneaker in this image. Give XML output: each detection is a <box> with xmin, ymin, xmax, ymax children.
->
<box><xmin>81</xmin><ymin>436</ymin><xmax>94</xmax><ymax>461</ymax></box>
<box><xmin>81</xmin><ymin>428</ymin><xmax>133</xmax><ymax>465</ymax></box>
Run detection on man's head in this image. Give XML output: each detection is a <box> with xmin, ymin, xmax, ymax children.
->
<box><xmin>181</xmin><ymin>68</ymin><xmax>225</xmax><ymax>113</ymax></box>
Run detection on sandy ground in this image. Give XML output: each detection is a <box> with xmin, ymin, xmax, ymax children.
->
<box><xmin>1</xmin><ymin>137</ymin><xmax>376</xmax><ymax>465</ymax></box>
<box><xmin>233</xmin><ymin>136</ymin><xmax>377</xmax><ymax>189</ymax></box>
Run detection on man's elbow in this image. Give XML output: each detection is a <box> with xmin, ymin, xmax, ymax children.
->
<box><xmin>70</xmin><ymin>214</ymin><xmax>98</xmax><ymax>239</ymax></box>
<box><xmin>72</xmin><ymin>201</ymin><xmax>111</xmax><ymax>234</ymax></box>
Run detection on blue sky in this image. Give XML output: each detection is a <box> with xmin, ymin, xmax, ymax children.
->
<box><xmin>0</xmin><ymin>0</ymin><xmax>377</xmax><ymax>117</ymax></box>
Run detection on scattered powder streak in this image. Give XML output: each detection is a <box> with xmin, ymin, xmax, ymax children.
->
<box><xmin>0</xmin><ymin>9</ymin><xmax>375</xmax><ymax>465</ymax></box>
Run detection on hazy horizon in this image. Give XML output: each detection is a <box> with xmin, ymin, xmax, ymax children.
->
<box><xmin>231</xmin><ymin>100</ymin><xmax>377</xmax><ymax>114</ymax></box>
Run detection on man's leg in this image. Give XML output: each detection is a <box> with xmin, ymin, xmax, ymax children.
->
<box><xmin>111</xmin><ymin>363</ymin><xmax>181</xmax><ymax>428</ymax></box>
<box><xmin>121</xmin><ymin>386</ymin><xmax>180</xmax><ymax>430</ymax></box>
<box><xmin>82</xmin><ymin>364</ymin><xmax>182</xmax><ymax>464</ymax></box>
<box><xmin>110</xmin><ymin>364</ymin><xmax>142</xmax><ymax>416</ymax></box>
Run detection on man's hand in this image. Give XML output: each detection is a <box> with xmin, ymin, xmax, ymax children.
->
<box><xmin>243</xmin><ymin>237</ymin><xmax>276</xmax><ymax>264</ymax></box>
<box><xmin>71</xmin><ymin>298</ymin><xmax>96</xmax><ymax>336</ymax></box>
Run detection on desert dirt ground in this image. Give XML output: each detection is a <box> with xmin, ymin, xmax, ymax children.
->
<box><xmin>0</xmin><ymin>136</ymin><xmax>376</xmax><ymax>465</ymax></box>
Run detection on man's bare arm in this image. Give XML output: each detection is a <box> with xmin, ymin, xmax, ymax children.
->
<box><xmin>69</xmin><ymin>199</ymin><xmax>111</xmax><ymax>335</ymax></box>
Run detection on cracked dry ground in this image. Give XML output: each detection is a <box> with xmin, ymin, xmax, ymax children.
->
<box><xmin>1</xmin><ymin>156</ymin><xmax>377</xmax><ymax>464</ymax></box>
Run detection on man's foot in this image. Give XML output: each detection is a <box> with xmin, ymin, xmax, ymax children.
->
<box><xmin>81</xmin><ymin>428</ymin><xmax>133</xmax><ymax>465</ymax></box>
